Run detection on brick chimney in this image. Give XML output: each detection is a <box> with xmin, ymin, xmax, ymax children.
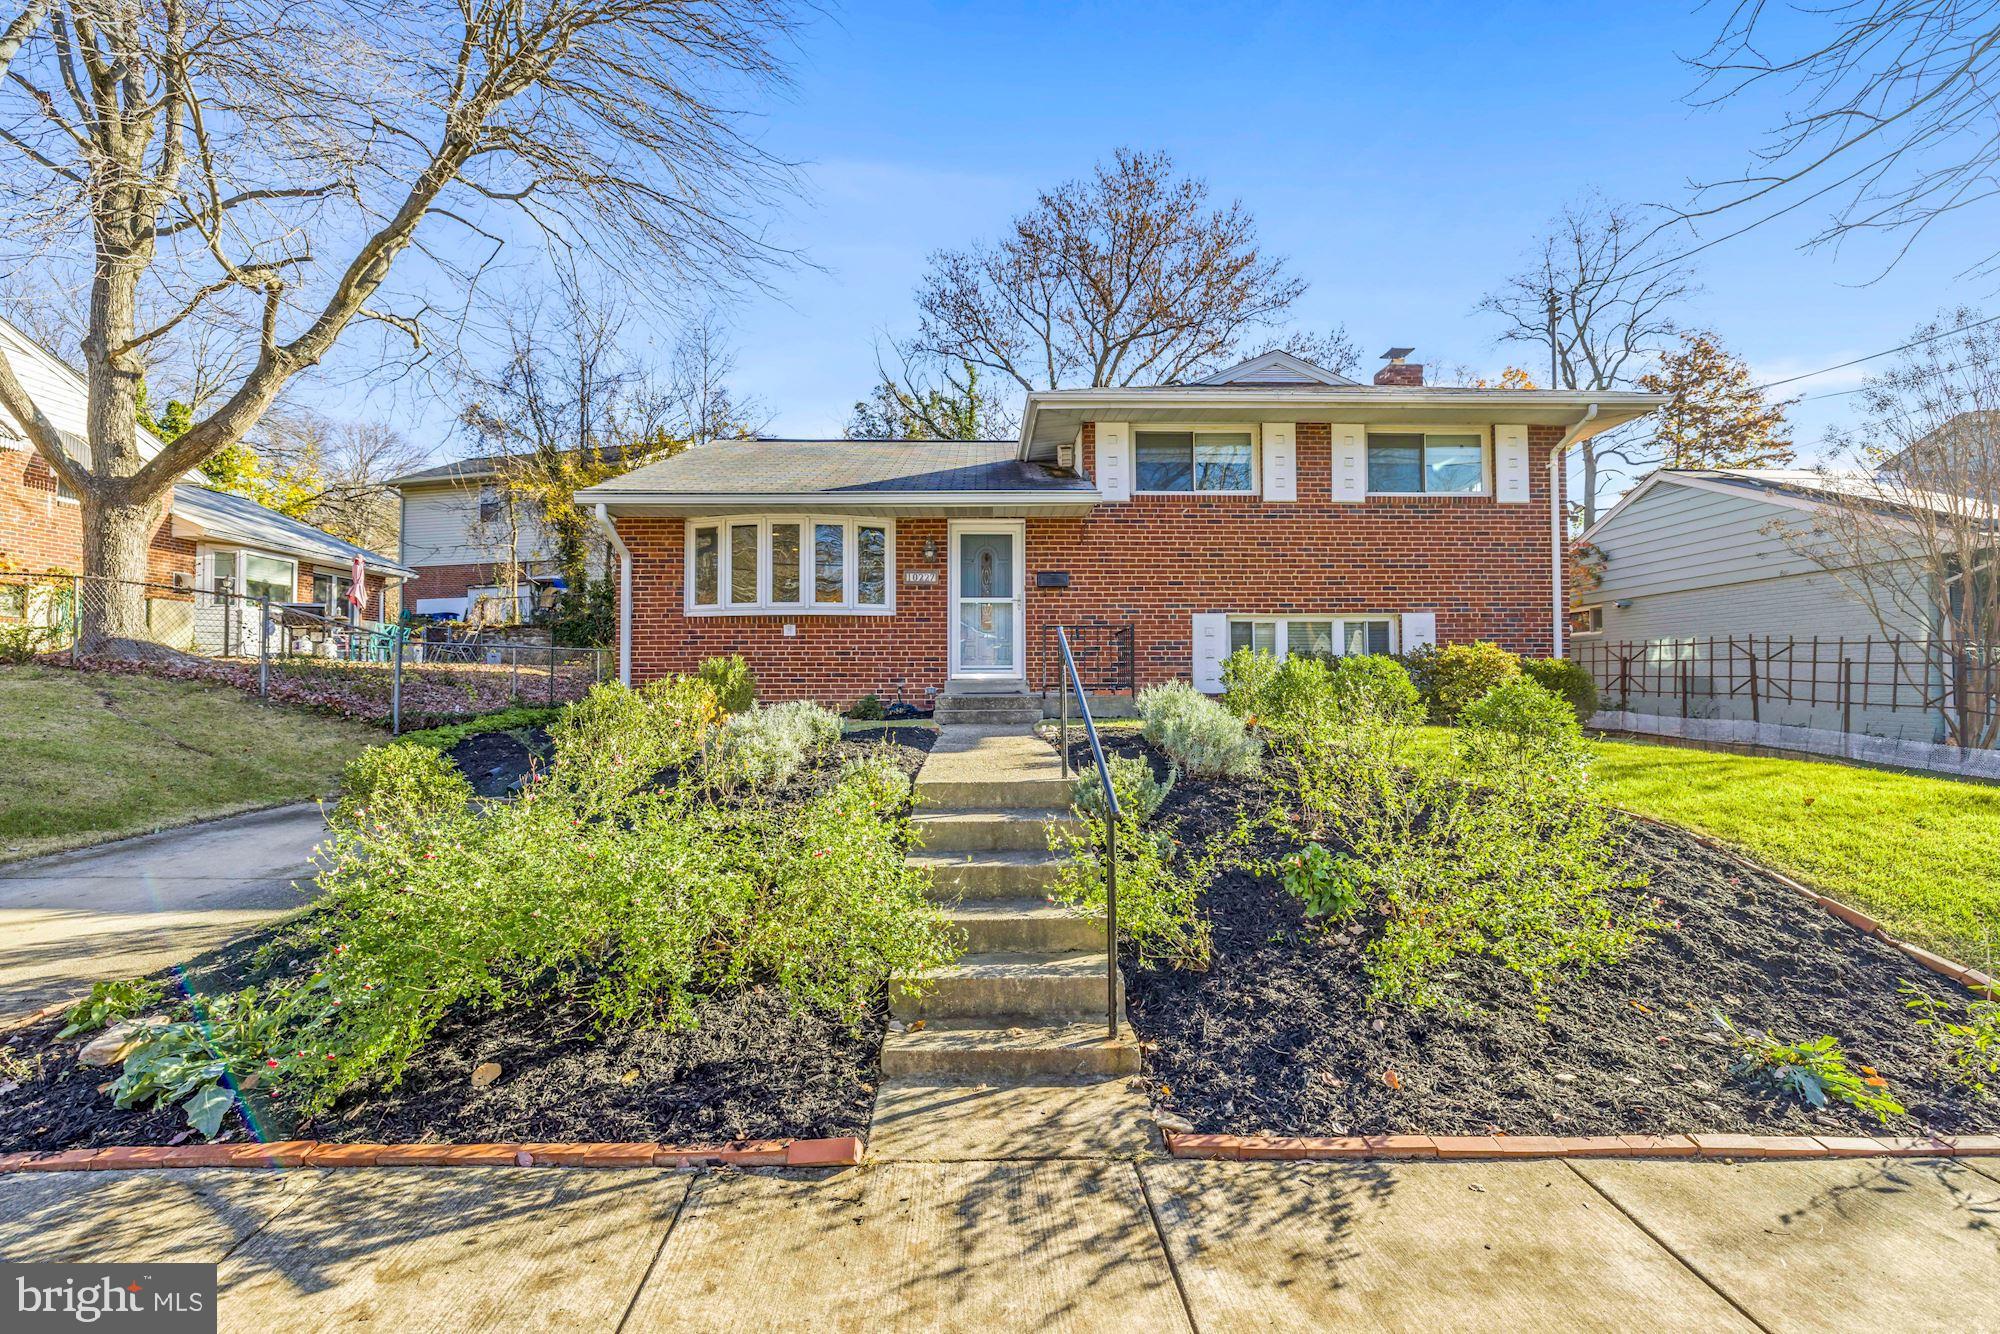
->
<box><xmin>1373</xmin><ymin>347</ymin><xmax>1423</xmax><ymax>387</ymax></box>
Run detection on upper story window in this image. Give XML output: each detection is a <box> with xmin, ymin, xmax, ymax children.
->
<box><xmin>477</xmin><ymin>483</ymin><xmax>505</xmax><ymax>523</ymax></box>
<box><xmin>1366</xmin><ymin>431</ymin><xmax>1486</xmax><ymax>495</ymax></box>
<box><xmin>688</xmin><ymin>516</ymin><xmax>893</xmax><ymax>615</ymax></box>
<box><xmin>1136</xmin><ymin>429</ymin><xmax>1255</xmax><ymax>493</ymax></box>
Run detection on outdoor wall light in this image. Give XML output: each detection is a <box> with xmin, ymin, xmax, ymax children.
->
<box><xmin>1614</xmin><ymin>599</ymin><xmax>1632</xmax><ymax>609</ymax></box>
<box><xmin>923</xmin><ymin>538</ymin><xmax>938</xmax><ymax>561</ymax></box>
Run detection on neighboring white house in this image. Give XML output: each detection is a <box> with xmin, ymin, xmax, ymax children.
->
<box><xmin>390</xmin><ymin>453</ymin><xmax>612</xmax><ymax>622</ymax></box>
<box><xmin>1572</xmin><ymin>467</ymin><xmax>1970</xmax><ymax>746</ymax></box>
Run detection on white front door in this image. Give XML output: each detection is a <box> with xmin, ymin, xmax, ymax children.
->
<box><xmin>949</xmin><ymin>520</ymin><xmax>1024</xmax><ymax>681</ymax></box>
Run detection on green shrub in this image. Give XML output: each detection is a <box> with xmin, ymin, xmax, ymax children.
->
<box><xmin>1328</xmin><ymin>654</ymin><xmax>1424</xmax><ymax>727</ymax></box>
<box><xmin>1521</xmin><ymin>657</ymin><xmax>1600</xmax><ymax>723</ymax></box>
<box><xmin>1137</xmin><ymin>681</ymin><xmax>1262</xmax><ymax>777</ymax></box>
<box><xmin>847</xmin><ymin>693</ymin><xmax>886</xmax><ymax>721</ymax></box>
<box><xmin>1276</xmin><ymin>841</ymin><xmax>1365</xmax><ymax>921</ymax></box>
<box><xmin>547</xmin><ymin>677</ymin><xmax>722</xmax><ymax>808</ymax></box>
<box><xmin>708</xmin><ymin>700</ymin><xmax>843</xmax><ymax>792</ymax></box>
<box><xmin>1423</xmin><ymin>641</ymin><xmax>1521</xmax><ymax>722</ymax></box>
<box><xmin>1718</xmin><ymin>1019</ymin><xmax>1905</xmax><ymax>1122</ymax></box>
<box><xmin>1072</xmin><ymin>754</ymin><xmax>1175</xmax><ymax>824</ymax></box>
<box><xmin>1457</xmin><ymin>677</ymin><xmax>1586</xmax><ymax>781</ymax></box>
<box><xmin>58</xmin><ymin>977</ymin><xmax>165</xmax><ymax>1039</ymax></box>
<box><xmin>112</xmin><ymin>983</ymin><xmax>337</xmax><ymax>1139</ymax></box>
<box><xmin>698</xmin><ymin>654</ymin><xmax>757</xmax><ymax>713</ymax></box>
<box><xmin>1220</xmin><ymin>649</ymin><xmax>1279</xmax><ymax>719</ymax></box>
<box><xmin>334</xmin><ymin>742</ymin><xmax>474</xmax><ymax>836</ymax></box>
<box><xmin>0</xmin><ymin>621</ymin><xmax>47</xmax><ymax>665</ymax></box>
<box><xmin>1267</xmin><ymin>666</ymin><xmax>1647</xmax><ymax>1014</ymax></box>
<box><xmin>396</xmin><ymin>706</ymin><xmax>564</xmax><ymax>752</ymax></box>
<box><xmin>308</xmin><ymin>755</ymin><xmax>953</xmax><ymax>1106</ymax></box>
<box><xmin>1050</xmin><ymin>807</ymin><xmax>1249</xmax><ymax>970</ymax></box>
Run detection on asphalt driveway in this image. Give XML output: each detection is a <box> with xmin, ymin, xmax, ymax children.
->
<box><xmin>0</xmin><ymin>803</ymin><xmax>329</xmax><ymax>1021</ymax></box>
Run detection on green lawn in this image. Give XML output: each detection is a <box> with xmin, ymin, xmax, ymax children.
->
<box><xmin>0</xmin><ymin>664</ymin><xmax>380</xmax><ymax>863</ymax></box>
<box><xmin>1586</xmin><ymin>736</ymin><xmax>2000</xmax><ymax>968</ymax></box>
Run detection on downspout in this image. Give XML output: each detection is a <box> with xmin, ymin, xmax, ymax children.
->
<box><xmin>1549</xmin><ymin>404</ymin><xmax>1600</xmax><ymax>659</ymax></box>
<box><xmin>593</xmin><ymin>503</ymin><xmax>632</xmax><ymax>687</ymax></box>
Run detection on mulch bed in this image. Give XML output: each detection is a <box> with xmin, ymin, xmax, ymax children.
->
<box><xmin>1053</xmin><ymin>731</ymin><xmax>2000</xmax><ymax>1141</ymax></box>
<box><xmin>0</xmin><ymin>733</ymin><xmax>935</xmax><ymax>1154</ymax></box>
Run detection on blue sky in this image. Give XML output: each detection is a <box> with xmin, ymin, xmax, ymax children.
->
<box><xmin>368</xmin><ymin>1</ymin><xmax>1985</xmax><ymax>480</ymax></box>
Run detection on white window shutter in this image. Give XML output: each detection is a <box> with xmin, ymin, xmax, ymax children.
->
<box><xmin>1402</xmin><ymin>611</ymin><xmax>1437</xmax><ymax>652</ymax></box>
<box><xmin>1329</xmin><ymin>423</ymin><xmax>1367</xmax><ymax>502</ymax></box>
<box><xmin>1095</xmin><ymin>421</ymin><xmax>1131</xmax><ymax>502</ymax></box>
<box><xmin>1260</xmin><ymin>422</ymin><xmax>1296</xmax><ymax>501</ymax></box>
<box><xmin>1191</xmin><ymin>613</ymin><xmax>1228</xmax><ymax>693</ymax></box>
<box><xmin>1494</xmin><ymin>425</ymin><xmax>1530</xmax><ymax>504</ymax></box>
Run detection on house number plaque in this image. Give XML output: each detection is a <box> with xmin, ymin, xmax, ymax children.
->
<box><xmin>903</xmin><ymin>570</ymin><xmax>940</xmax><ymax>585</ymax></box>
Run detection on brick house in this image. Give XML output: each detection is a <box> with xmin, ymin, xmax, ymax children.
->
<box><xmin>575</xmin><ymin>350</ymin><xmax>1664</xmax><ymax>713</ymax></box>
<box><xmin>0</xmin><ymin>315</ymin><xmax>410</xmax><ymax>643</ymax></box>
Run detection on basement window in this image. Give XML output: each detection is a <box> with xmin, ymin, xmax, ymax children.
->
<box><xmin>1229</xmin><ymin>616</ymin><xmax>1396</xmax><ymax>660</ymax></box>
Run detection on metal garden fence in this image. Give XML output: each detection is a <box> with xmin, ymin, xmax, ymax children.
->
<box><xmin>1570</xmin><ymin>635</ymin><xmax>1999</xmax><ymax>749</ymax></box>
<box><xmin>0</xmin><ymin>569</ymin><xmax>608</xmax><ymax>733</ymax></box>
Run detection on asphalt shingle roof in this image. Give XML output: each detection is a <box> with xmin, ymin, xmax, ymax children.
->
<box><xmin>580</xmin><ymin>439</ymin><xmax>1093</xmax><ymax>497</ymax></box>
<box><xmin>171</xmin><ymin>485</ymin><xmax>412</xmax><ymax>575</ymax></box>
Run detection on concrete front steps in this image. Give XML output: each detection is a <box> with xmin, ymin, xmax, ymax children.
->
<box><xmin>931</xmin><ymin>690</ymin><xmax>1044</xmax><ymax>727</ymax></box>
<box><xmin>877</xmin><ymin>724</ymin><xmax>1153</xmax><ymax>1161</ymax></box>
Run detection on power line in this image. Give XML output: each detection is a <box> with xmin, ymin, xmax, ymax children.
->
<box><xmin>1751</xmin><ymin>311</ymin><xmax>2000</xmax><ymax>392</ymax></box>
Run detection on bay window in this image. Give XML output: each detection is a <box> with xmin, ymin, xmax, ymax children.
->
<box><xmin>1366</xmin><ymin>432</ymin><xmax>1486</xmax><ymax>495</ymax></box>
<box><xmin>1229</xmin><ymin>616</ymin><xmax>1396</xmax><ymax>660</ymax></box>
<box><xmin>688</xmin><ymin>517</ymin><xmax>893</xmax><ymax>614</ymax></box>
<box><xmin>1136</xmin><ymin>429</ymin><xmax>1255</xmax><ymax>493</ymax></box>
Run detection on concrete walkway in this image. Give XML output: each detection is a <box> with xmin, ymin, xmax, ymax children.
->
<box><xmin>2</xmin><ymin>1156</ymin><xmax>1994</xmax><ymax>1329</ymax></box>
<box><xmin>0</xmin><ymin>803</ymin><xmax>329</xmax><ymax>1021</ymax></box>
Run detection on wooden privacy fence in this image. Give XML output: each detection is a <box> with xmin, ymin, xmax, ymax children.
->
<box><xmin>1569</xmin><ymin>635</ymin><xmax>1999</xmax><ymax>742</ymax></box>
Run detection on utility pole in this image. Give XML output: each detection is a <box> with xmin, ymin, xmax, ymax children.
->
<box><xmin>1544</xmin><ymin>285</ymin><xmax>1561</xmax><ymax>389</ymax></box>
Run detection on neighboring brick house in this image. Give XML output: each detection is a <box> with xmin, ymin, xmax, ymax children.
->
<box><xmin>0</xmin><ymin>315</ymin><xmax>411</xmax><ymax>643</ymax></box>
<box><xmin>574</xmin><ymin>350</ymin><xmax>1664</xmax><ymax>711</ymax></box>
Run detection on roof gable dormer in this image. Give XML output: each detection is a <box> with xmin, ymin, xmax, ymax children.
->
<box><xmin>1190</xmin><ymin>349</ymin><xmax>1361</xmax><ymax>388</ymax></box>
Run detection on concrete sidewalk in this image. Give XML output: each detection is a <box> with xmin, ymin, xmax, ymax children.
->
<box><xmin>3</xmin><ymin>1156</ymin><xmax>1994</xmax><ymax>1330</ymax></box>
<box><xmin>0</xmin><ymin>803</ymin><xmax>329</xmax><ymax>1020</ymax></box>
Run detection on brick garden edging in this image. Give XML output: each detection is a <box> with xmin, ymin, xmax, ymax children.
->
<box><xmin>1165</xmin><ymin>1130</ymin><xmax>2000</xmax><ymax>1162</ymax></box>
<box><xmin>0</xmin><ymin>1136</ymin><xmax>864</xmax><ymax>1173</ymax></box>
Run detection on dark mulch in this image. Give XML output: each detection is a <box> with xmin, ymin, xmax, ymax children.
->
<box><xmin>1048</xmin><ymin>730</ymin><xmax>2000</xmax><ymax>1140</ymax></box>
<box><xmin>447</xmin><ymin>727</ymin><xmax>551</xmax><ymax>796</ymax></box>
<box><xmin>0</xmin><ymin>737</ymin><xmax>934</xmax><ymax>1153</ymax></box>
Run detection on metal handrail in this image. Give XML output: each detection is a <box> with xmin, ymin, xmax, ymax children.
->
<box><xmin>1054</xmin><ymin>626</ymin><xmax>1121</xmax><ymax>1041</ymax></box>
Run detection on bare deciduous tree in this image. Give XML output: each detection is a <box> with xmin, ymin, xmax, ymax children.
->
<box><xmin>903</xmin><ymin>148</ymin><xmax>1308</xmax><ymax>394</ymax></box>
<box><xmin>1479</xmin><ymin>195</ymin><xmax>1699</xmax><ymax>526</ymax></box>
<box><xmin>1685</xmin><ymin>2</ymin><xmax>2000</xmax><ymax>275</ymax></box>
<box><xmin>1773</xmin><ymin>310</ymin><xmax>2000</xmax><ymax>749</ymax></box>
<box><xmin>0</xmin><ymin>0</ymin><xmax>797</xmax><ymax>650</ymax></box>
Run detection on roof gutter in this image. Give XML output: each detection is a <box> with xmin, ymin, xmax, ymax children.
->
<box><xmin>578</xmin><ymin>489</ymin><xmax>1103</xmax><ymax>510</ymax></box>
<box><xmin>1549</xmin><ymin>404</ymin><xmax>1600</xmax><ymax>659</ymax></box>
<box><xmin>593</xmin><ymin>503</ymin><xmax>632</xmax><ymax>687</ymax></box>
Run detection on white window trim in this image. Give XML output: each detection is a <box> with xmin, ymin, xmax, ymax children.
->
<box><xmin>199</xmin><ymin>544</ymin><xmax>298</xmax><ymax>605</ymax></box>
<box><xmin>1227</xmin><ymin>614</ymin><xmax>1401</xmax><ymax>658</ymax></box>
<box><xmin>1363</xmin><ymin>425</ymin><xmax>1494</xmax><ymax>498</ymax></box>
<box><xmin>1132</xmin><ymin>423</ymin><xmax>1262</xmax><ymax>496</ymax></box>
<box><xmin>685</xmin><ymin>514</ymin><xmax>896</xmax><ymax>616</ymax></box>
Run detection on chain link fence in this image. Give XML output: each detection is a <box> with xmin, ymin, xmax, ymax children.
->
<box><xmin>0</xmin><ymin>569</ymin><xmax>608</xmax><ymax>732</ymax></box>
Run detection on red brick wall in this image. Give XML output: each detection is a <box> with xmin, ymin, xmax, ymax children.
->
<box><xmin>405</xmin><ymin>561</ymin><xmax>514</xmax><ymax>605</ymax></box>
<box><xmin>2</xmin><ymin>446</ymin><xmax>195</xmax><ymax>586</ymax></box>
<box><xmin>616</xmin><ymin>421</ymin><xmax>1564</xmax><ymax>705</ymax></box>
